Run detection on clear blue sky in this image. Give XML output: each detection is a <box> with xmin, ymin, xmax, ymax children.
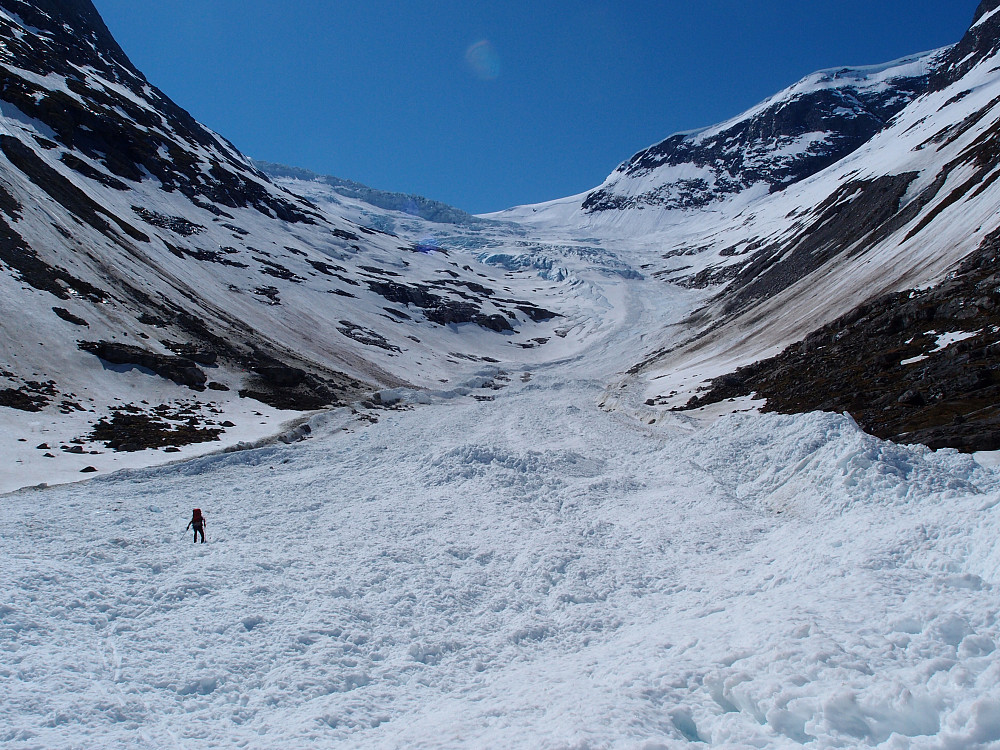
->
<box><xmin>91</xmin><ymin>0</ymin><xmax>976</xmax><ymax>214</ymax></box>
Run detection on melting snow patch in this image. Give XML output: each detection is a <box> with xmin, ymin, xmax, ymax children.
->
<box><xmin>931</xmin><ymin>330</ymin><xmax>978</xmax><ymax>351</ymax></box>
<box><xmin>901</xmin><ymin>331</ymin><xmax>978</xmax><ymax>365</ymax></box>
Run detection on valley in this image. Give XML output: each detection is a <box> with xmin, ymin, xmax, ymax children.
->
<box><xmin>2</xmin><ymin>1</ymin><xmax>1000</xmax><ymax>747</ymax></box>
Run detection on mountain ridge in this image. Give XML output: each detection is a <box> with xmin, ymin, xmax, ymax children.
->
<box><xmin>580</xmin><ymin>50</ymin><xmax>946</xmax><ymax>213</ymax></box>
<box><xmin>253</xmin><ymin>160</ymin><xmax>490</xmax><ymax>227</ymax></box>
<box><xmin>1</xmin><ymin>0</ymin><xmax>999</xmax><ymax>497</ymax></box>
<box><xmin>0</xmin><ymin>0</ymin><xmax>573</xmax><ymax>490</ymax></box>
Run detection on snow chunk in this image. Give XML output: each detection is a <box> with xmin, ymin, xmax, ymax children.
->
<box><xmin>931</xmin><ymin>330</ymin><xmax>978</xmax><ymax>352</ymax></box>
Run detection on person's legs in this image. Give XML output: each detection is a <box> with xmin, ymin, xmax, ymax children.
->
<box><xmin>198</xmin><ymin>527</ymin><xmax>205</xmax><ymax>543</ymax></box>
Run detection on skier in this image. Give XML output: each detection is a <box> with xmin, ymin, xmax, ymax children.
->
<box><xmin>186</xmin><ymin>508</ymin><xmax>206</xmax><ymax>543</ymax></box>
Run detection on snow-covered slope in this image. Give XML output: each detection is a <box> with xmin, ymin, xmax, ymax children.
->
<box><xmin>4</xmin><ymin>0</ymin><xmax>1000</xmax><ymax>473</ymax></box>
<box><xmin>4</xmin><ymin>0</ymin><xmax>1000</xmax><ymax>488</ymax></box>
<box><xmin>487</xmin><ymin>0</ymin><xmax>1000</xmax><ymax>453</ymax></box>
<box><xmin>4</xmin><ymin>373</ymin><xmax>1000</xmax><ymax>748</ymax></box>
<box><xmin>5</xmin><ymin>2</ymin><xmax>1000</xmax><ymax>748</ymax></box>
<box><xmin>0</xmin><ymin>0</ymin><xmax>601</xmax><ymax>491</ymax></box>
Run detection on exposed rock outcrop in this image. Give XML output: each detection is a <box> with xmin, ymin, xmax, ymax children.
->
<box><xmin>78</xmin><ymin>341</ymin><xmax>208</xmax><ymax>390</ymax></box>
<box><xmin>678</xmin><ymin>227</ymin><xmax>1000</xmax><ymax>452</ymax></box>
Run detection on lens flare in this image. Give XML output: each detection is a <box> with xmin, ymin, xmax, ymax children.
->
<box><xmin>466</xmin><ymin>40</ymin><xmax>501</xmax><ymax>81</ymax></box>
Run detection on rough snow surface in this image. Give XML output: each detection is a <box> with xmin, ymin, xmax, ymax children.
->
<box><xmin>3</xmin><ymin>375</ymin><xmax>999</xmax><ymax>748</ymax></box>
<box><xmin>4</xmin><ymin>8</ymin><xmax>1000</xmax><ymax>748</ymax></box>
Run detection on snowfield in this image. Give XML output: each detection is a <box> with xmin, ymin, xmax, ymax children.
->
<box><xmin>4</xmin><ymin>2</ymin><xmax>1000</xmax><ymax>747</ymax></box>
<box><xmin>3</xmin><ymin>372</ymin><xmax>1000</xmax><ymax>748</ymax></box>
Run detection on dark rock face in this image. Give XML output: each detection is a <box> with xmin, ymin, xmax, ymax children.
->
<box><xmin>59</xmin><ymin>153</ymin><xmax>128</xmax><ymax>191</ymax></box>
<box><xmin>930</xmin><ymin>0</ymin><xmax>1000</xmax><ymax>91</ymax></box>
<box><xmin>237</xmin><ymin>375</ymin><xmax>345</xmax><ymax>412</ymax></box>
<box><xmin>0</xmin><ymin>0</ymin><xmax>316</xmax><ymax>223</ymax></box>
<box><xmin>0</xmin><ymin>379</ymin><xmax>56</xmax><ymax>411</ymax></box>
<box><xmin>365</xmin><ymin>277</ymin><xmax>516</xmax><ymax>332</ymax></box>
<box><xmin>237</xmin><ymin>350</ymin><xmax>358</xmax><ymax>411</ymax></box>
<box><xmin>52</xmin><ymin>307</ymin><xmax>88</xmax><ymax>326</ymax></box>
<box><xmin>77</xmin><ymin>338</ymin><xmax>359</xmax><ymax>411</ymax></box>
<box><xmin>160</xmin><ymin>342</ymin><xmax>218</xmax><ymax>366</ymax></box>
<box><xmin>338</xmin><ymin>321</ymin><xmax>402</xmax><ymax>352</ymax></box>
<box><xmin>360</xmin><ymin>271</ymin><xmax>554</xmax><ymax>332</ymax></box>
<box><xmin>254</xmin><ymin>365</ymin><xmax>306</xmax><ymax>389</ymax></box>
<box><xmin>515</xmin><ymin>304</ymin><xmax>558</xmax><ymax>323</ymax></box>
<box><xmin>131</xmin><ymin>206</ymin><xmax>205</xmax><ymax>236</ymax></box>
<box><xmin>78</xmin><ymin>341</ymin><xmax>208</xmax><ymax>390</ymax></box>
<box><xmin>679</xmin><ymin>227</ymin><xmax>1000</xmax><ymax>452</ymax></box>
<box><xmin>584</xmin><ymin>57</ymin><xmax>939</xmax><ymax>212</ymax></box>
<box><xmin>0</xmin><ymin>152</ymin><xmax>115</xmax><ymax>302</ymax></box>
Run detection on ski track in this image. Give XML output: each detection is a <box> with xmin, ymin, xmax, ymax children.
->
<box><xmin>2</xmin><ymin>374</ymin><xmax>1000</xmax><ymax>748</ymax></box>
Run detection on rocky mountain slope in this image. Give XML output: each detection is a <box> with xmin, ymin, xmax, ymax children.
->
<box><xmin>3</xmin><ymin>0</ymin><xmax>1000</xmax><ymax>495</ymax></box>
<box><xmin>682</xmin><ymin>226</ymin><xmax>1000</xmax><ymax>451</ymax></box>
<box><xmin>659</xmin><ymin>0</ymin><xmax>1000</xmax><ymax>451</ymax></box>
<box><xmin>0</xmin><ymin>0</ymin><xmax>572</xmax><ymax>489</ymax></box>
<box><xmin>492</xmin><ymin>0</ymin><xmax>1000</xmax><ymax>453</ymax></box>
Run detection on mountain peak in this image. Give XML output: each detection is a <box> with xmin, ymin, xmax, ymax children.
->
<box><xmin>580</xmin><ymin>51</ymin><xmax>942</xmax><ymax>214</ymax></box>
<box><xmin>930</xmin><ymin>0</ymin><xmax>1000</xmax><ymax>89</ymax></box>
<box><xmin>1</xmin><ymin>0</ymin><xmax>140</xmax><ymax>80</ymax></box>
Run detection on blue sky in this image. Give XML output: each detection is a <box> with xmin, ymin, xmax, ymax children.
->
<box><xmin>91</xmin><ymin>1</ymin><xmax>976</xmax><ymax>214</ymax></box>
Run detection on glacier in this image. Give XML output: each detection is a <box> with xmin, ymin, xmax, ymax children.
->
<box><xmin>3</xmin><ymin>0</ymin><xmax>1000</xmax><ymax>747</ymax></box>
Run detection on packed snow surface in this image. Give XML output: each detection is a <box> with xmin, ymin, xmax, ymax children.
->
<box><xmin>3</xmin><ymin>372</ymin><xmax>1000</xmax><ymax>748</ymax></box>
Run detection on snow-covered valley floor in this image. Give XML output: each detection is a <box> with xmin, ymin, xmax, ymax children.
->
<box><xmin>3</xmin><ymin>371</ymin><xmax>1000</xmax><ymax>748</ymax></box>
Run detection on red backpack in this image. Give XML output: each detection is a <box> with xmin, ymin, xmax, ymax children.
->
<box><xmin>192</xmin><ymin>508</ymin><xmax>203</xmax><ymax>523</ymax></box>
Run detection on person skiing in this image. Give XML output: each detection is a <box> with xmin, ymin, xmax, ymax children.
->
<box><xmin>186</xmin><ymin>508</ymin><xmax>206</xmax><ymax>543</ymax></box>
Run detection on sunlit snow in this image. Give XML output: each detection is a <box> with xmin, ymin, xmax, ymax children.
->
<box><xmin>3</xmin><ymin>373</ymin><xmax>1000</xmax><ymax>748</ymax></box>
<box><xmin>4</xmin><ymin>5</ymin><xmax>1000</xmax><ymax>748</ymax></box>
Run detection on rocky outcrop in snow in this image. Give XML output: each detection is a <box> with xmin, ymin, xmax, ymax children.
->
<box><xmin>0</xmin><ymin>0</ymin><xmax>566</xmax><ymax>478</ymax></box>
<box><xmin>582</xmin><ymin>52</ymin><xmax>944</xmax><ymax>212</ymax></box>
